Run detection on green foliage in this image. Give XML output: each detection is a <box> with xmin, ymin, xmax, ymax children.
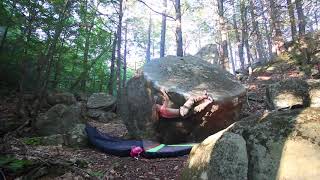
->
<box><xmin>0</xmin><ymin>155</ymin><xmax>33</xmax><ymax>172</ymax></box>
<box><xmin>22</xmin><ymin>137</ymin><xmax>42</xmax><ymax>145</ymax></box>
<box><xmin>0</xmin><ymin>0</ymin><xmax>130</xmax><ymax>94</ymax></box>
<box><xmin>90</xmin><ymin>171</ymin><xmax>104</xmax><ymax>178</ymax></box>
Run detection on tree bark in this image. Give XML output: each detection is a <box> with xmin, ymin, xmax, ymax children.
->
<box><xmin>232</xmin><ymin>6</ymin><xmax>245</xmax><ymax>70</ymax></box>
<box><xmin>160</xmin><ymin>0</ymin><xmax>167</xmax><ymax>58</ymax></box>
<box><xmin>217</xmin><ymin>0</ymin><xmax>229</xmax><ymax>70</ymax></box>
<box><xmin>269</xmin><ymin>0</ymin><xmax>284</xmax><ymax>55</ymax></box>
<box><xmin>295</xmin><ymin>0</ymin><xmax>306</xmax><ymax>36</ymax></box>
<box><xmin>287</xmin><ymin>0</ymin><xmax>297</xmax><ymax>41</ymax></box>
<box><xmin>122</xmin><ymin>22</ymin><xmax>128</xmax><ymax>88</ymax></box>
<box><xmin>108</xmin><ymin>33</ymin><xmax>117</xmax><ymax>95</ymax></box>
<box><xmin>116</xmin><ymin>0</ymin><xmax>123</xmax><ymax>98</ymax></box>
<box><xmin>146</xmin><ymin>14</ymin><xmax>152</xmax><ymax>62</ymax></box>
<box><xmin>240</xmin><ymin>0</ymin><xmax>251</xmax><ymax>67</ymax></box>
<box><xmin>249</xmin><ymin>0</ymin><xmax>265</xmax><ymax>63</ymax></box>
<box><xmin>260</xmin><ymin>0</ymin><xmax>273</xmax><ymax>60</ymax></box>
<box><xmin>0</xmin><ymin>26</ymin><xmax>8</xmax><ymax>51</ymax></box>
<box><xmin>175</xmin><ymin>0</ymin><xmax>183</xmax><ymax>57</ymax></box>
<box><xmin>228</xmin><ymin>33</ymin><xmax>236</xmax><ymax>74</ymax></box>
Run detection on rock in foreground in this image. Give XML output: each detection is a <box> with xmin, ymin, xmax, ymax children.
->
<box><xmin>266</xmin><ymin>79</ymin><xmax>320</xmax><ymax>110</ymax></box>
<box><xmin>182</xmin><ymin>108</ymin><xmax>320</xmax><ymax>180</ymax></box>
<box><xmin>120</xmin><ymin>56</ymin><xmax>246</xmax><ymax>143</ymax></box>
<box><xmin>87</xmin><ymin>93</ymin><xmax>116</xmax><ymax>110</ymax></box>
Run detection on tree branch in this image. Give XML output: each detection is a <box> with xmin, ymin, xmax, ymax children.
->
<box><xmin>137</xmin><ymin>0</ymin><xmax>176</xmax><ymax>20</ymax></box>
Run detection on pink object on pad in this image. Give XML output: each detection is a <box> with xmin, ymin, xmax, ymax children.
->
<box><xmin>130</xmin><ymin>146</ymin><xmax>144</xmax><ymax>158</ymax></box>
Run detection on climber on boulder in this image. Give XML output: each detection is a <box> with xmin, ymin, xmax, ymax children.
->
<box><xmin>153</xmin><ymin>89</ymin><xmax>213</xmax><ymax>120</ymax></box>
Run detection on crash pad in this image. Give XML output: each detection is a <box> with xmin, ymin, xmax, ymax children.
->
<box><xmin>85</xmin><ymin>124</ymin><xmax>195</xmax><ymax>158</ymax></box>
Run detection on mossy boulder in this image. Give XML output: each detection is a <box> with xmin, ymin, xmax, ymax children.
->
<box><xmin>266</xmin><ymin>79</ymin><xmax>320</xmax><ymax>110</ymax></box>
<box><xmin>182</xmin><ymin>108</ymin><xmax>320</xmax><ymax>180</ymax></box>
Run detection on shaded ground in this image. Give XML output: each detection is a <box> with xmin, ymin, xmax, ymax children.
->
<box><xmin>1</xmin><ymin>59</ymin><xmax>318</xmax><ymax>179</ymax></box>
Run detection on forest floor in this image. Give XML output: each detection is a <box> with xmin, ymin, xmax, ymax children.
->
<box><xmin>1</xmin><ymin>59</ymin><xmax>318</xmax><ymax>180</ymax></box>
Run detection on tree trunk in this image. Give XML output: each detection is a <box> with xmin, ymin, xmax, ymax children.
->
<box><xmin>0</xmin><ymin>26</ymin><xmax>8</xmax><ymax>51</ymax></box>
<box><xmin>217</xmin><ymin>0</ymin><xmax>229</xmax><ymax>70</ymax></box>
<box><xmin>249</xmin><ymin>0</ymin><xmax>265</xmax><ymax>63</ymax></box>
<box><xmin>261</xmin><ymin>1</ymin><xmax>273</xmax><ymax>60</ymax></box>
<box><xmin>116</xmin><ymin>0</ymin><xmax>123</xmax><ymax>98</ymax></box>
<box><xmin>287</xmin><ymin>0</ymin><xmax>297</xmax><ymax>41</ymax></box>
<box><xmin>32</xmin><ymin>0</ymin><xmax>72</xmax><ymax>118</ymax></box>
<box><xmin>269</xmin><ymin>0</ymin><xmax>284</xmax><ymax>55</ymax></box>
<box><xmin>122</xmin><ymin>22</ymin><xmax>128</xmax><ymax>88</ymax></box>
<box><xmin>232</xmin><ymin>8</ymin><xmax>245</xmax><ymax>70</ymax></box>
<box><xmin>295</xmin><ymin>0</ymin><xmax>306</xmax><ymax>36</ymax></box>
<box><xmin>175</xmin><ymin>0</ymin><xmax>183</xmax><ymax>57</ymax></box>
<box><xmin>17</xmin><ymin>15</ymin><xmax>33</xmax><ymax>118</ymax></box>
<box><xmin>108</xmin><ymin>33</ymin><xmax>117</xmax><ymax>95</ymax></box>
<box><xmin>240</xmin><ymin>0</ymin><xmax>251</xmax><ymax>67</ymax></box>
<box><xmin>146</xmin><ymin>14</ymin><xmax>152</xmax><ymax>62</ymax></box>
<box><xmin>228</xmin><ymin>33</ymin><xmax>236</xmax><ymax>74</ymax></box>
<box><xmin>160</xmin><ymin>0</ymin><xmax>167</xmax><ymax>58</ymax></box>
<box><xmin>52</xmin><ymin>52</ymin><xmax>62</xmax><ymax>89</ymax></box>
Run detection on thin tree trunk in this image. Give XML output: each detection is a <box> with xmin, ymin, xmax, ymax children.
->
<box><xmin>315</xmin><ymin>11</ymin><xmax>319</xmax><ymax>27</ymax></box>
<box><xmin>33</xmin><ymin>0</ymin><xmax>71</xmax><ymax>118</ymax></box>
<box><xmin>287</xmin><ymin>0</ymin><xmax>297</xmax><ymax>41</ymax></box>
<box><xmin>17</xmin><ymin>16</ymin><xmax>33</xmax><ymax>118</ymax></box>
<box><xmin>0</xmin><ymin>26</ymin><xmax>8</xmax><ymax>51</ymax></box>
<box><xmin>217</xmin><ymin>0</ymin><xmax>229</xmax><ymax>70</ymax></box>
<box><xmin>160</xmin><ymin>0</ymin><xmax>167</xmax><ymax>58</ymax></box>
<box><xmin>108</xmin><ymin>33</ymin><xmax>117</xmax><ymax>95</ymax></box>
<box><xmin>249</xmin><ymin>0</ymin><xmax>265</xmax><ymax>63</ymax></box>
<box><xmin>240</xmin><ymin>0</ymin><xmax>251</xmax><ymax>67</ymax></box>
<box><xmin>295</xmin><ymin>0</ymin><xmax>306</xmax><ymax>36</ymax></box>
<box><xmin>146</xmin><ymin>14</ymin><xmax>152</xmax><ymax>62</ymax></box>
<box><xmin>116</xmin><ymin>0</ymin><xmax>123</xmax><ymax>98</ymax></box>
<box><xmin>261</xmin><ymin>3</ymin><xmax>273</xmax><ymax>60</ymax></box>
<box><xmin>175</xmin><ymin>0</ymin><xmax>183</xmax><ymax>57</ymax></box>
<box><xmin>122</xmin><ymin>23</ymin><xmax>128</xmax><ymax>88</ymax></box>
<box><xmin>232</xmin><ymin>7</ymin><xmax>245</xmax><ymax>70</ymax></box>
<box><xmin>269</xmin><ymin>0</ymin><xmax>284</xmax><ymax>55</ymax></box>
<box><xmin>70</xmin><ymin>49</ymin><xmax>107</xmax><ymax>90</ymax></box>
<box><xmin>228</xmin><ymin>33</ymin><xmax>236</xmax><ymax>74</ymax></box>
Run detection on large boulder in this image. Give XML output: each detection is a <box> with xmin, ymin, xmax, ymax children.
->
<box><xmin>22</xmin><ymin>124</ymin><xmax>88</xmax><ymax>147</ymax></box>
<box><xmin>181</xmin><ymin>130</ymin><xmax>248</xmax><ymax>180</ymax></box>
<box><xmin>34</xmin><ymin>104</ymin><xmax>83</xmax><ymax>136</ymax></box>
<box><xmin>87</xmin><ymin>93</ymin><xmax>116</xmax><ymax>110</ymax></box>
<box><xmin>47</xmin><ymin>92</ymin><xmax>76</xmax><ymax>106</ymax></box>
<box><xmin>307</xmin><ymin>79</ymin><xmax>320</xmax><ymax>107</ymax></box>
<box><xmin>87</xmin><ymin>109</ymin><xmax>117</xmax><ymax>123</ymax></box>
<box><xmin>120</xmin><ymin>56</ymin><xmax>246</xmax><ymax>143</ymax></box>
<box><xmin>182</xmin><ymin>107</ymin><xmax>320</xmax><ymax>180</ymax></box>
<box><xmin>194</xmin><ymin>44</ymin><xmax>219</xmax><ymax>64</ymax></box>
<box><xmin>266</xmin><ymin>79</ymin><xmax>320</xmax><ymax>110</ymax></box>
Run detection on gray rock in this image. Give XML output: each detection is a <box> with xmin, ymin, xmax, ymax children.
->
<box><xmin>194</xmin><ymin>44</ymin><xmax>219</xmax><ymax>65</ymax></box>
<box><xmin>120</xmin><ymin>56</ymin><xmax>246</xmax><ymax>143</ymax></box>
<box><xmin>47</xmin><ymin>92</ymin><xmax>76</xmax><ymax>106</ymax></box>
<box><xmin>181</xmin><ymin>131</ymin><xmax>248</xmax><ymax>180</ymax></box>
<box><xmin>98</xmin><ymin>112</ymin><xmax>117</xmax><ymax>123</ymax></box>
<box><xmin>87</xmin><ymin>109</ymin><xmax>117</xmax><ymax>123</ymax></box>
<box><xmin>34</xmin><ymin>104</ymin><xmax>82</xmax><ymax>136</ymax></box>
<box><xmin>65</xmin><ymin>124</ymin><xmax>88</xmax><ymax>147</ymax></box>
<box><xmin>183</xmin><ymin>108</ymin><xmax>320</xmax><ymax>180</ymax></box>
<box><xmin>87</xmin><ymin>93</ymin><xmax>116</xmax><ymax>110</ymax></box>
<box><xmin>307</xmin><ymin>79</ymin><xmax>320</xmax><ymax>107</ymax></box>
<box><xmin>266</xmin><ymin>79</ymin><xmax>310</xmax><ymax>110</ymax></box>
<box><xmin>266</xmin><ymin>79</ymin><xmax>320</xmax><ymax>110</ymax></box>
<box><xmin>87</xmin><ymin>109</ymin><xmax>105</xmax><ymax>118</ymax></box>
